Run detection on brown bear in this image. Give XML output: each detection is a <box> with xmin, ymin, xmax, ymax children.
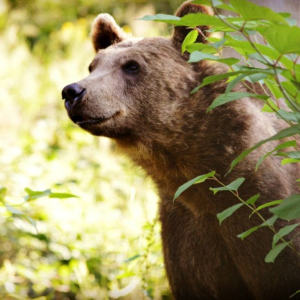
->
<box><xmin>62</xmin><ymin>2</ymin><xmax>300</xmax><ymax>299</ymax></box>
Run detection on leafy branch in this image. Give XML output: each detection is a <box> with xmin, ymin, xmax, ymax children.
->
<box><xmin>0</xmin><ymin>186</ymin><xmax>78</xmax><ymax>232</ymax></box>
<box><xmin>174</xmin><ymin>173</ymin><xmax>300</xmax><ymax>262</ymax></box>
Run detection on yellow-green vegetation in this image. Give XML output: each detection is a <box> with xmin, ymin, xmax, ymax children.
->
<box><xmin>0</xmin><ymin>1</ymin><xmax>177</xmax><ymax>299</ymax></box>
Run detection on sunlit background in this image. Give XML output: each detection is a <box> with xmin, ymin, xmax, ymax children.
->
<box><xmin>0</xmin><ymin>0</ymin><xmax>184</xmax><ymax>299</ymax></box>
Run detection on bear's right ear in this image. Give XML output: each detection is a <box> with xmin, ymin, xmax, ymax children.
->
<box><xmin>91</xmin><ymin>14</ymin><xmax>127</xmax><ymax>52</ymax></box>
<box><xmin>172</xmin><ymin>1</ymin><xmax>213</xmax><ymax>47</ymax></box>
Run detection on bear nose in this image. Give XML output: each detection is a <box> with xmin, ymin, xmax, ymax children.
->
<box><xmin>62</xmin><ymin>83</ymin><xmax>86</xmax><ymax>108</ymax></box>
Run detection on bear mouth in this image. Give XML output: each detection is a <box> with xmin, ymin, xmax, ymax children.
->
<box><xmin>71</xmin><ymin>111</ymin><xmax>120</xmax><ymax>125</ymax></box>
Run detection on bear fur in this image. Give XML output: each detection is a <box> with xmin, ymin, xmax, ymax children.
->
<box><xmin>62</xmin><ymin>2</ymin><xmax>300</xmax><ymax>299</ymax></box>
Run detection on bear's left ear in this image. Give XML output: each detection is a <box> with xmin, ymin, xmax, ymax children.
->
<box><xmin>91</xmin><ymin>14</ymin><xmax>127</xmax><ymax>52</ymax></box>
<box><xmin>172</xmin><ymin>1</ymin><xmax>213</xmax><ymax>47</ymax></box>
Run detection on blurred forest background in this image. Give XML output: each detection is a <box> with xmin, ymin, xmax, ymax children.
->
<box><xmin>0</xmin><ymin>0</ymin><xmax>183</xmax><ymax>299</ymax></box>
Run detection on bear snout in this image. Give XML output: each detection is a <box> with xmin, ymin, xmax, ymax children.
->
<box><xmin>62</xmin><ymin>83</ymin><xmax>86</xmax><ymax>111</ymax></box>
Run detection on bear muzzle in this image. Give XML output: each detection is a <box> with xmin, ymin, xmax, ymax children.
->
<box><xmin>62</xmin><ymin>83</ymin><xmax>122</xmax><ymax>128</ymax></box>
<box><xmin>62</xmin><ymin>83</ymin><xmax>86</xmax><ymax>111</ymax></box>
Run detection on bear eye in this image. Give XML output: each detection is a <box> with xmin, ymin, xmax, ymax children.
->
<box><xmin>122</xmin><ymin>61</ymin><xmax>140</xmax><ymax>74</ymax></box>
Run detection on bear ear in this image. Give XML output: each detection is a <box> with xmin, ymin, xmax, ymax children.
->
<box><xmin>91</xmin><ymin>13</ymin><xmax>127</xmax><ymax>52</ymax></box>
<box><xmin>172</xmin><ymin>1</ymin><xmax>213</xmax><ymax>47</ymax></box>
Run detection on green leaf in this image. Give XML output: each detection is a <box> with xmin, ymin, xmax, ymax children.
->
<box><xmin>229</xmin><ymin>124</ymin><xmax>300</xmax><ymax>173</ymax></box>
<box><xmin>186</xmin><ymin>43</ymin><xmax>213</xmax><ymax>53</ymax></box>
<box><xmin>225</xmin><ymin>36</ymin><xmax>294</xmax><ymax>68</ymax></box>
<box><xmin>178</xmin><ymin>12</ymin><xmax>227</xmax><ymax>28</ymax></box>
<box><xmin>116</xmin><ymin>270</ymin><xmax>136</xmax><ymax>279</ymax></box>
<box><xmin>230</xmin><ymin>0</ymin><xmax>288</xmax><ymax>24</ymax></box>
<box><xmin>191</xmin><ymin>72</ymin><xmax>236</xmax><ymax>93</ymax></box>
<box><xmin>281</xmin><ymin>158</ymin><xmax>300</xmax><ymax>165</ymax></box>
<box><xmin>276</xmin><ymin>110</ymin><xmax>300</xmax><ymax>123</ymax></box>
<box><xmin>125</xmin><ymin>254</ymin><xmax>141</xmax><ymax>263</ymax></box>
<box><xmin>279</xmin><ymin>13</ymin><xmax>291</xmax><ymax>19</ymax></box>
<box><xmin>217</xmin><ymin>203</ymin><xmax>243</xmax><ymax>225</ymax></box>
<box><xmin>215</xmin><ymin>4</ymin><xmax>237</xmax><ymax>13</ymax></box>
<box><xmin>192</xmin><ymin>0</ymin><xmax>211</xmax><ymax>5</ymax></box>
<box><xmin>5</xmin><ymin>204</ymin><xmax>24</xmax><ymax>215</ymax></box>
<box><xmin>0</xmin><ymin>187</ymin><xmax>7</xmax><ymax>198</ymax></box>
<box><xmin>247</xmin><ymin>73</ymin><xmax>268</xmax><ymax>84</ymax></box>
<box><xmin>246</xmin><ymin>194</ymin><xmax>260</xmax><ymax>205</ymax></box>
<box><xmin>207</xmin><ymin>92</ymin><xmax>268</xmax><ymax>112</ymax></box>
<box><xmin>237</xmin><ymin>225</ymin><xmax>261</xmax><ymax>240</ymax></box>
<box><xmin>195</xmin><ymin>72</ymin><xmax>238</xmax><ymax>91</ymax></box>
<box><xmin>291</xmin><ymin>80</ymin><xmax>300</xmax><ymax>90</ymax></box>
<box><xmin>49</xmin><ymin>192</ymin><xmax>78</xmax><ymax>199</ymax></box>
<box><xmin>250</xmin><ymin>200</ymin><xmax>283</xmax><ymax>217</ymax></box>
<box><xmin>211</xmin><ymin>38</ymin><xmax>226</xmax><ymax>49</ymax></box>
<box><xmin>272</xmin><ymin>223</ymin><xmax>300</xmax><ymax>247</ymax></box>
<box><xmin>140</xmin><ymin>12</ymin><xmax>230</xmax><ymax>28</ymax></box>
<box><xmin>210</xmin><ymin>177</ymin><xmax>245</xmax><ymax>195</ymax></box>
<box><xmin>182</xmin><ymin>30</ymin><xmax>198</xmax><ymax>54</ymax></box>
<box><xmin>265</xmin><ymin>242</ymin><xmax>289</xmax><ymax>263</ymax></box>
<box><xmin>281</xmin><ymin>81</ymin><xmax>300</xmax><ymax>105</ymax></box>
<box><xmin>237</xmin><ymin>216</ymin><xmax>278</xmax><ymax>240</ymax></box>
<box><xmin>192</xmin><ymin>66</ymin><xmax>276</xmax><ymax>93</ymax></box>
<box><xmin>270</xmin><ymin>194</ymin><xmax>300</xmax><ymax>221</ymax></box>
<box><xmin>264</xmin><ymin>25</ymin><xmax>300</xmax><ymax>55</ymax></box>
<box><xmin>264</xmin><ymin>215</ymin><xmax>279</xmax><ymax>226</ymax></box>
<box><xmin>174</xmin><ymin>171</ymin><xmax>215</xmax><ymax>201</ymax></box>
<box><xmin>225</xmin><ymin>18</ymin><xmax>267</xmax><ymax>31</ymax></box>
<box><xmin>261</xmin><ymin>99</ymin><xmax>279</xmax><ymax>113</ymax></box>
<box><xmin>283</xmin><ymin>151</ymin><xmax>300</xmax><ymax>159</ymax></box>
<box><xmin>25</xmin><ymin>216</ymin><xmax>38</xmax><ymax>232</ymax></box>
<box><xmin>193</xmin><ymin>0</ymin><xmax>237</xmax><ymax>13</ymax></box>
<box><xmin>279</xmin><ymin>141</ymin><xmax>298</xmax><ymax>152</ymax></box>
<box><xmin>247</xmin><ymin>53</ymin><xmax>273</xmax><ymax>65</ymax></box>
<box><xmin>138</xmin><ymin>14</ymin><xmax>180</xmax><ymax>24</ymax></box>
<box><xmin>24</xmin><ymin>188</ymin><xmax>51</xmax><ymax>201</ymax></box>
<box><xmin>264</xmin><ymin>79</ymin><xmax>284</xmax><ymax>99</ymax></box>
<box><xmin>290</xmin><ymin>290</ymin><xmax>300</xmax><ymax>298</ymax></box>
<box><xmin>225</xmin><ymin>74</ymin><xmax>248</xmax><ymax>94</ymax></box>
<box><xmin>189</xmin><ymin>51</ymin><xmax>239</xmax><ymax>65</ymax></box>
<box><xmin>255</xmin><ymin>140</ymin><xmax>297</xmax><ymax>171</ymax></box>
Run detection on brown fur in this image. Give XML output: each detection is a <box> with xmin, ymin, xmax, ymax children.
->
<box><xmin>63</xmin><ymin>2</ymin><xmax>300</xmax><ymax>299</ymax></box>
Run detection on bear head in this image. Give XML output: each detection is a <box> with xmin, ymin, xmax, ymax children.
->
<box><xmin>62</xmin><ymin>1</ymin><xmax>212</xmax><ymax>147</ymax></box>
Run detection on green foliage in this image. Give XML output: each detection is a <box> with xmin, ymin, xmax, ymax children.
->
<box><xmin>207</xmin><ymin>92</ymin><xmax>267</xmax><ymax>112</ymax></box>
<box><xmin>237</xmin><ymin>216</ymin><xmax>278</xmax><ymax>240</ymax></box>
<box><xmin>140</xmin><ymin>12</ymin><xmax>227</xmax><ymax>27</ymax></box>
<box><xmin>181</xmin><ymin>29</ymin><xmax>198</xmax><ymax>54</ymax></box>
<box><xmin>189</xmin><ymin>51</ymin><xmax>239</xmax><ymax>65</ymax></box>
<box><xmin>265</xmin><ymin>242</ymin><xmax>290</xmax><ymax>263</ymax></box>
<box><xmin>270</xmin><ymin>195</ymin><xmax>300</xmax><ymax>221</ymax></box>
<box><xmin>217</xmin><ymin>203</ymin><xmax>243</xmax><ymax>225</ymax></box>
<box><xmin>173</xmin><ymin>171</ymin><xmax>215</xmax><ymax>200</ymax></box>
<box><xmin>3</xmin><ymin>0</ymin><xmax>182</xmax><ymax>55</ymax></box>
<box><xmin>210</xmin><ymin>177</ymin><xmax>245</xmax><ymax>194</ymax></box>
<box><xmin>143</xmin><ymin>0</ymin><xmax>300</xmax><ymax>264</ymax></box>
<box><xmin>230</xmin><ymin>0</ymin><xmax>288</xmax><ymax>24</ymax></box>
<box><xmin>272</xmin><ymin>224</ymin><xmax>300</xmax><ymax>248</ymax></box>
<box><xmin>230</xmin><ymin>124</ymin><xmax>300</xmax><ymax>173</ymax></box>
<box><xmin>255</xmin><ymin>140</ymin><xmax>297</xmax><ymax>170</ymax></box>
<box><xmin>264</xmin><ymin>25</ymin><xmax>300</xmax><ymax>54</ymax></box>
